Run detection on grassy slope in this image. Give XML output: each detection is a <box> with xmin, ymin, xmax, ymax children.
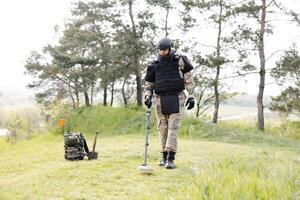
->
<box><xmin>66</xmin><ymin>105</ymin><xmax>300</xmax><ymax>142</ymax></box>
<box><xmin>0</xmin><ymin>133</ymin><xmax>299</xmax><ymax>200</ymax></box>
<box><xmin>1</xmin><ymin>105</ymin><xmax>300</xmax><ymax>199</ymax></box>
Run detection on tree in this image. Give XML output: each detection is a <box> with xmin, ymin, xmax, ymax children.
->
<box><xmin>270</xmin><ymin>47</ymin><xmax>300</xmax><ymax>113</ymax></box>
<box><xmin>25</xmin><ymin>24</ymin><xmax>99</xmax><ymax>108</ymax></box>
<box><xmin>45</xmin><ymin>23</ymin><xmax>100</xmax><ymax>107</ymax></box>
<box><xmin>181</xmin><ymin>46</ymin><xmax>215</xmax><ymax>118</ymax></box>
<box><xmin>233</xmin><ymin>0</ymin><xmax>299</xmax><ymax>130</ymax></box>
<box><xmin>194</xmin><ymin>75</ymin><xmax>215</xmax><ymax>118</ymax></box>
<box><xmin>117</xmin><ymin>0</ymin><xmax>157</xmax><ymax>106</ymax></box>
<box><xmin>146</xmin><ymin>0</ymin><xmax>172</xmax><ymax>37</ymax></box>
<box><xmin>70</xmin><ymin>0</ymin><xmax>121</xmax><ymax>106</ymax></box>
<box><xmin>180</xmin><ymin>0</ymin><xmax>247</xmax><ymax>123</ymax></box>
<box><xmin>25</xmin><ymin>0</ymin><xmax>118</xmax><ymax>108</ymax></box>
<box><xmin>270</xmin><ymin>87</ymin><xmax>300</xmax><ymax>114</ymax></box>
<box><xmin>24</xmin><ymin>51</ymin><xmax>75</xmax><ymax>108</ymax></box>
<box><xmin>271</xmin><ymin>48</ymin><xmax>300</xmax><ymax>87</ymax></box>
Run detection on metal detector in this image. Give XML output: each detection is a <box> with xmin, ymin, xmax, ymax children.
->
<box><xmin>137</xmin><ymin>108</ymin><xmax>153</xmax><ymax>173</ymax></box>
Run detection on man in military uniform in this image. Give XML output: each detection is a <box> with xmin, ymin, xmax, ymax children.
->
<box><xmin>143</xmin><ymin>37</ymin><xmax>195</xmax><ymax>169</ymax></box>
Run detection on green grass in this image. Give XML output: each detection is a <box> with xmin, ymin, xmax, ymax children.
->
<box><xmin>64</xmin><ymin>105</ymin><xmax>147</xmax><ymax>136</ymax></box>
<box><xmin>64</xmin><ymin>105</ymin><xmax>300</xmax><ymax>148</ymax></box>
<box><xmin>180</xmin><ymin>118</ymin><xmax>300</xmax><ymax>151</ymax></box>
<box><xmin>0</xmin><ymin>134</ymin><xmax>299</xmax><ymax>199</ymax></box>
<box><xmin>1</xmin><ymin>105</ymin><xmax>300</xmax><ymax>199</ymax></box>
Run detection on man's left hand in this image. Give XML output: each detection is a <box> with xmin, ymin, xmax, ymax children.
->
<box><xmin>185</xmin><ymin>97</ymin><xmax>195</xmax><ymax>110</ymax></box>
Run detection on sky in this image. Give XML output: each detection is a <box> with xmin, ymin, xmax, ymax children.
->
<box><xmin>0</xmin><ymin>0</ymin><xmax>74</xmax><ymax>93</ymax></box>
<box><xmin>0</xmin><ymin>0</ymin><xmax>299</xmax><ymax>99</ymax></box>
<box><xmin>175</xmin><ymin>0</ymin><xmax>300</xmax><ymax>96</ymax></box>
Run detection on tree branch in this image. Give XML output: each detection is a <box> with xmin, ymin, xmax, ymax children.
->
<box><xmin>219</xmin><ymin>71</ymin><xmax>259</xmax><ymax>80</ymax></box>
<box><xmin>266</xmin><ymin>49</ymin><xmax>285</xmax><ymax>62</ymax></box>
<box><xmin>198</xmin><ymin>105</ymin><xmax>213</xmax><ymax>116</ymax></box>
<box><xmin>266</xmin><ymin>0</ymin><xmax>275</xmax><ymax>9</ymax></box>
<box><xmin>195</xmin><ymin>42</ymin><xmax>217</xmax><ymax>49</ymax></box>
<box><xmin>273</xmin><ymin>0</ymin><xmax>284</xmax><ymax>11</ymax></box>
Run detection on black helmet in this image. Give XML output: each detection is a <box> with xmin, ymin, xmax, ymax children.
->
<box><xmin>157</xmin><ymin>37</ymin><xmax>173</xmax><ymax>50</ymax></box>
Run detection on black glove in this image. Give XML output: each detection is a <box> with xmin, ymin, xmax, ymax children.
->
<box><xmin>144</xmin><ymin>96</ymin><xmax>152</xmax><ymax>108</ymax></box>
<box><xmin>185</xmin><ymin>97</ymin><xmax>195</xmax><ymax>110</ymax></box>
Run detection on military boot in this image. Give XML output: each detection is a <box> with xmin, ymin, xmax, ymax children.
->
<box><xmin>159</xmin><ymin>152</ymin><xmax>168</xmax><ymax>166</ymax></box>
<box><xmin>165</xmin><ymin>151</ymin><xmax>176</xmax><ymax>169</ymax></box>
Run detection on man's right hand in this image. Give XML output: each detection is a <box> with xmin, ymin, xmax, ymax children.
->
<box><xmin>144</xmin><ymin>96</ymin><xmax>152</xmax><ymax>108</ymax></box>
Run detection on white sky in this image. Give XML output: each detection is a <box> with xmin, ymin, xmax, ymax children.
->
<box><xmin>0</xmin><ymin>0</ymin><xmax>299</xmax><ymax>98</ymax></box>
<box><xmin>172</xmin><ymin>0</ymin><xmax>300</xmax><ymax>96</ymax></box>
<box><xmin>0</xmin><ymin>0</ymin><xmax>74</xmax><ymax>93</ymax></box>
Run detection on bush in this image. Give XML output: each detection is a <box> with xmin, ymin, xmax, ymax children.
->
<box><xmin>268</xmin><ymin>120</ymin><xmax>300</xmax><ymax>140</ymax></box>
<box><xmin>4</xmin><ymin>107</ymin><xmax>44</xmax><ymax>143</ymax></box>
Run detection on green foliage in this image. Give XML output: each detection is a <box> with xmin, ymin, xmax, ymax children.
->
<box><xmin>25</xmin><ymin>0</ymin><xmax>159</xmax><ymax>108</ymax></box>
<box><xmin>272</xmin><ymin>47</ymin><xmax>300</xmax><ymax>84</ymax></box>
<box><xmin>146</xmin><ymin>0</ymin><xmax>171</xmax><ymax>8</ymax></box>
<box><xmin>4</xmin><ymin>114</ymin><xmax>28</xmax><ymax>143</ymax></box>
<box><xmin>4</xmin><ymin>108</ymin><xmax>44</xmax><ymax>143</ymax></box>
<box><xmin>52</xmin><ymin>105</ymin><xmax>300</xmax><ymax>148</ymax></box>
<box><xmin>64</xmin><ymin>105</ymin><xmax>153</xmax><ymax>135</ymax></box>
<box><xmin>270</xmin><ymin>48</ymin><xmax>300</xmax><ymax>113</ymax></box>
<box><xmin>145</xmin><ymin>0</ymin><xmax>172</xmax><ymax>36</ymax></box>
<box><xmin>233</xmin><ymin>0</ymin><xmax>260</xmax><ymax>18</ymax></box>
<box><xmin>270</xmin><ymin>87</ymin><xmax>300</xmax><ymax>113</ymax></box>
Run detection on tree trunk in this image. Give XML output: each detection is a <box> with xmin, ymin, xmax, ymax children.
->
<box><xmin>135</xmin><ymin>68</ymin><xmax>142</xmax><ymax>106</ymax></box>
<box><xmin>75</xmin><ymin>89</ymin><xmax>80</xmax><ymax>107</ymax></box>
<box><xmin>90</xmin><ymin>84</ymin><xmax>94</xmax><ymax>107</ymax></box>
<box><xmin>70</xmin><ymin>91</ymin><xmax>75</xmax><ymax>109</ymax></box>
<box><xmin>84</xmin><ymin>90</ymin><xmax>90</xmax><ymax>106</ymax></box>
<box><xmin>212</xmin><ymin>2</ymin><xmax>223</xmax><ymax>123</ymax></box>
<box><xmin>110</xmin><ymin>81</ymin><xmax>115</xmax><ymax>107</ymax></box>
<box><xmin>165</xmin><ymin>7</ymin><xmax>170</xmax><ymax>37</ymax></box>
<box><xmin>122</xmin><ymin>78</ymin><xmax>128</xmax><ymax>106</ymax></box>
<box><xmin>103</xmin><ymin>84</ymin><xmax>108</xmax><ymax>106</ymax></box>
<box><xmin>128</xmin><ymin>1</ymin><xmax>142</xmax><ymax>106</ymax></box>
<box><xmin>212</xmin><ymin>68</ymin><xmax>220</xmax><ymax>123</ymax></box>
<box><xmin>196</xmin><ymin>90</ymin><xmax>204</xmax><ymax>118</ymax></box>
<box><xmin>67</xmin><ymin>85</ymin><xmax>76</xmax><ymax>109</ymax></box>
<box><xmin>257</xmin><ymin>0</ymin><xmax>266</xmax><ymax>131</ymax></box>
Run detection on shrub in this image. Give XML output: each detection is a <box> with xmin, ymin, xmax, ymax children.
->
<box><xmin>4</xmin><ymin>107</ymin><xmax>44</xmax><ymax>143</ymax></box>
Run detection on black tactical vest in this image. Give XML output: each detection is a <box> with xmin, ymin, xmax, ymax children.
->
<box><xmin>154</xmin><ymin>52</ymin><xmax>185</xmax><ymax>95</ymax></box>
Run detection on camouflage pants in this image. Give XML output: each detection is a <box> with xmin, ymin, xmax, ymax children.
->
<box><xmin>155</xmin><ymin>92</ymin><xmax>185</xmax><ymax>152</ymax></box>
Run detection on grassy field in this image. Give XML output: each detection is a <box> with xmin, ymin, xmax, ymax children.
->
<box><xmin>1</xmin><ymin>105</ymin><xmax>300</xmax><ymax>199</ymax></box>
<box><xmin>0</xmin><ymin>133</ymin><xmax>300</xmax><ymax>200</ymax></box>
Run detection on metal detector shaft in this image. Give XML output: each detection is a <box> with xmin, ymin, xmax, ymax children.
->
<box><xmin>144</xmin><ymin>108</ymin><xmax>151</xmax><ymax>165</ymax></box>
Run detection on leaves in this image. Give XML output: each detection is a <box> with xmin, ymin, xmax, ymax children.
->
<box><xmin>270</xmin><ymin>47</ymin><xmax>300</xmax><ymax>113</ymax></box>
<box><xmin>233</xmin><ymin>1</ymin><xmax>261</xmax><ymax>18</ymax></box>
<box><xmin>270</xmin><ymin>87</ymin><xmax>300</xmax><ymax>112</ymax></box>
<box><xmin>271</xmin><ymin>47</ymin><xmax>300</xmax><ymax>84</ymax></box>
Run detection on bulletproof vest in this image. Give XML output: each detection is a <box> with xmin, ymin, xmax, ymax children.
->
<box><xmin>64</xmin><ymin>132</ymin><xmax>89</xmax><ymax>160</ymax></box>
<box><xmin>154</xmin><ymin>52</ymin><xmax>185</xmax><ymax>95</ymax></box>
